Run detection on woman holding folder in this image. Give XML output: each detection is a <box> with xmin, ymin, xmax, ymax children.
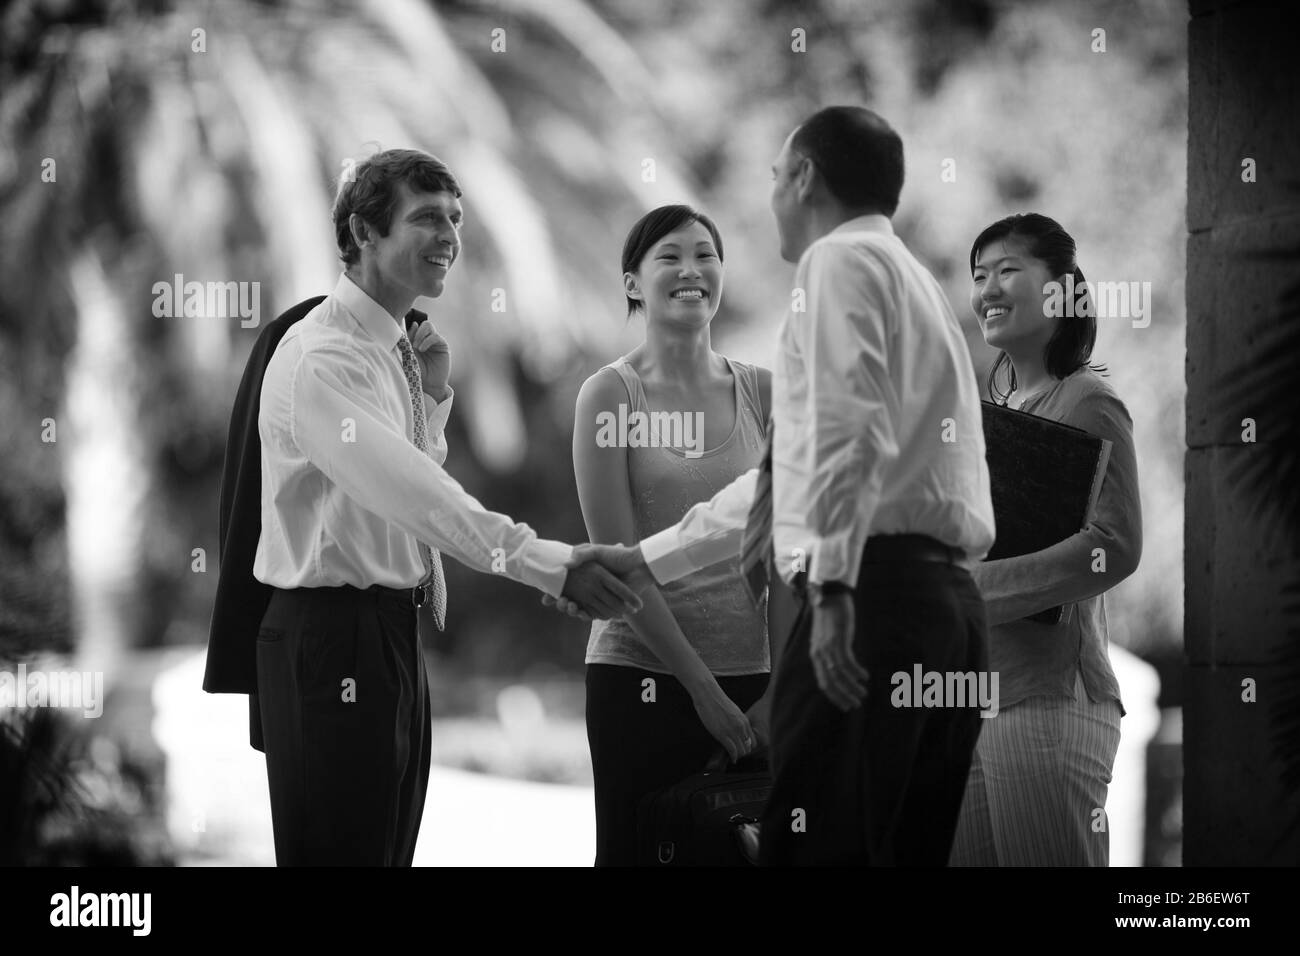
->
<box><xmin>951</xmin><ymin>213</ymin><xmax>1142</xmax><ymax>866</ymax></box>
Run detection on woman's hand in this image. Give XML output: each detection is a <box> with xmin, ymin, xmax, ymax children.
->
<box><xmin>691</xmin><ymin>683</ymin><xmax>757</xmax><ymax>763</ymax></box>
<box><xmin>744</xmin><ymin>694</ymin><xmax>771</xmax><ymax>751</ymax></box>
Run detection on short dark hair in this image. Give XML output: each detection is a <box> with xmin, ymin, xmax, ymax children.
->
<box><xmin>620</xmin><ymin>204</ymin><xmax>724</xmax><ymax>317</ymax></box>
<box><xmin>791</xmin><ymin>106</ymin><xmax>905</xmax><ymax>216</ymax></box>
<box><xmin>970</xmin><ymin>212</ymin><xmax>1105</xmax><ymax>404</ymax></box>
<box><xmin>333</xmin><ymin>148</ymin><xmax>462</xmax><ymax>266</ymax></box>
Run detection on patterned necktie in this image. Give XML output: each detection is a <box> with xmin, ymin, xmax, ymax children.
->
<box><xmin>739</xmin><ymin>420</ymin><xmax>774</xmax><ymax>608</ymax></box>
<box><xmin>395</xmin><ymin>333</ymin><xmax>447</xmax><ymax>630</ymax></box>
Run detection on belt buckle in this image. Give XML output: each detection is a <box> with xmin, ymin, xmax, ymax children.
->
<box><xmin>411</xmin><ymin>585</ymin><xmax>426</xmax><ymax>608</ymax></box>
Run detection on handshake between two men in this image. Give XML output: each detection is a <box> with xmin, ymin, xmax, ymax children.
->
<box><xmin>557</xmin><ymin>541</ymin><xmax>872</xmax><ymax>719</ymax></box>
<box><xmin>554</xmin><ymin>542</ymin><xmax>650</xmax><ymax>621</ymax></box>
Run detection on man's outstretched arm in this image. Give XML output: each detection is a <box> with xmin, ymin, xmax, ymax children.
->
<box><xmin>281</xmin><ymin>347</ymin><xmax>641</xmax><ymax>619</ymax></box>
<box><xmin>637</xmin><ymin>466</ymin><xmax>759</xmax><ymax>584</ymax></box>
<box><xmin>549</xmin><ymin>466</ymin><xmax>760</xmax><ymax>619</ymax></box>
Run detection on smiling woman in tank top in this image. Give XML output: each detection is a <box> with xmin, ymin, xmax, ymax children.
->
<box><xmin>572</xmin><ymin>204</ymin><xmax>773</xmax><ymax>867</ymax></box>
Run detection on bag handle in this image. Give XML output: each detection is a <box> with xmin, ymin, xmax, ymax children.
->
<box><xmin>703</xmin><ymin>745</ymin><xmax>769</xmax><ymax>775</ymax></box>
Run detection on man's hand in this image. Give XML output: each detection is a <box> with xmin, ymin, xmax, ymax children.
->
<box><xmin>409</xmin><ymin>317</ymin><xmax>451</xmax><ymax>402</ymax></box>
<box><xmin>542</xmin><ymin>542</ymin><xmax>654</xmax><ymax>621</ymax></box>
<box><xmin>566</xmin><ymin>542</ymin><xmax>651</xmax><ymax>582</ymax></box>
<box><xmin>559</xmin><ymin>560</ymin><xmax>644</xmax><ymax>621</ymax></box>
<box><xmin>541</xmin><ymin>591</ymin><xmax>590</xmax><ymax>621</ymax></box>
<box><xmin>809</xmin><ymin>591</ymin><xmax>869</xmax><ymax>711</ymax></box>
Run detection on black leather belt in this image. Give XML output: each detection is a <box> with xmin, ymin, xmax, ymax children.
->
<box><xmin>363</xmin><ymin>583</ymin><xmax>427</xmax><ymax>608</ymax></box>
<box><xmin>272</xmin><ymin>583</ymin><xmax>422</xmax><ymax>609</ymax></box>
<box><xmin>861</xmin><ymin>534</ymin><xmax>964</xmax><ymax>566</ymax></box>
<box><xmin>790</xmin><ymin>534</ymin><xmax>964</xmax><ymax>594</ymax></box>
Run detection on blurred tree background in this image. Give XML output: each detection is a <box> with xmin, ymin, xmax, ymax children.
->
<box><xmin>0</xmin><ymin>0</ymin><xmax>1186</xmax><ymax>697</ymax></box>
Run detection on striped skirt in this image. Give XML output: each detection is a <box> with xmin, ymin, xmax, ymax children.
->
<box><xmin>949</xmin><ymin>670</ymin><xmax>1122</xmax><ymax>866</ymax></box>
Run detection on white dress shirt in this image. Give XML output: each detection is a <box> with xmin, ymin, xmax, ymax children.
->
<box><xmin>641</xmin><ymin>215</ymin><xmax>995</xmax><ymax>587</ymax></box>
<box><xmin>253</xmin><ymin>273</ymin><xmax>571</xmax><ymax>596</ymax></box>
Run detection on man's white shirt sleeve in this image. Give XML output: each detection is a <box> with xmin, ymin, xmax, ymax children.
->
<box><xmin>287</xmin><ymin>347</ymin><xmax>571</xmax><ymax>596</ymax></box>
<box><xmin>796</xmin><ymin>242</ymin><xmax>899</xmax><ymax>585</ymax></box>
<box><xmin>640</xmin><ymin>468</ymin><xmax>759</xmax><ymax>585</ymax></box>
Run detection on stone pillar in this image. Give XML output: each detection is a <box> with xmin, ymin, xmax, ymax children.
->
<box><xmin>1185</xmin><ymin>0</ymin><xmax>1300</xmax><ymax>864</ymax></box>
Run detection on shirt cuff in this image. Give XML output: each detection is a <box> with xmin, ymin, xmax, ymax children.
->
<box><xmin>425</xmin><ymin>384</ymin><xmax>454</xmax><ymax>432</ymax></box>
<box><xmin>641</xmin><ymin>528</ymin><xmax>697</xmax><ymax>585</ymax></box>
<box><xmin>809</xmin><ymin>535</ymin><xmax>861</xmax><ymax>588</ymax></box>
<box><xmin>519</xmin><ymin>538</ymin><xmax>573</xmax><ymax>598</ymax></box>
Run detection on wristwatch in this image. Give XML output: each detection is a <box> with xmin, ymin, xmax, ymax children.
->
<box><xmin>809</xmin><ymin>580</ymin><xmax>854</xmax><ymax>604</ymax></box>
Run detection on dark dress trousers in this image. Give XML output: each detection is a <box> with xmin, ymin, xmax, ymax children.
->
<box><xmin>758</xmin><ymin>541</ymin><xmax>989</xmax><ymax>866</ymax></box>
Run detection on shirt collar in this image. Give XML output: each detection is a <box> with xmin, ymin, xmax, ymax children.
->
<box><xmin>333</xmin><ymin>273</ymin><xmax>405</xmax><ymax>352</ymax></box>
<box><xmin>829</xmin><ymin>213</ymin><xmax>894</xmax><ymax>238</ymax></box>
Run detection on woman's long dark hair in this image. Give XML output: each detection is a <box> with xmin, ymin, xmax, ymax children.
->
<box><xmin>621</xmin><ymin>204</ymin><xmax>724</xmax><ymax>318</ymax></box>
<box><xmin>970</xmin><ymin>213</ymin><xmax>1106</xmax><ymax>404</ymax></box>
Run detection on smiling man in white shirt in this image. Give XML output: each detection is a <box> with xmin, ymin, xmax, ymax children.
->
<box><xmin>566</xmin><ymin>108</ymin><xmax>996</xmax><ymax>865</ymax></box>
<box><xmin>251</xmin><ymin>149</ymin><xmax>641</xmax><ymax>865</ymax></box>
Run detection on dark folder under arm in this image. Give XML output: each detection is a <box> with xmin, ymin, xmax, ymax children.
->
<box><xmin>980</xmin><ymin>400</ymin><xmax>1112</xmax><ymax>625</ymax></box>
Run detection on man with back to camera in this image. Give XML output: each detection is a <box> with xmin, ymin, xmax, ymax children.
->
<box><xmin>564</xmin><ymin>108</ymin><xmax>995</xmax><ymax>865</ymax></box>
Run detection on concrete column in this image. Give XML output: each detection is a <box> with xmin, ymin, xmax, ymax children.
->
<box><xmin>1185</xmin><ymin>0</ymin><xmax>1300</xmax><ymax>864</ymax></box>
